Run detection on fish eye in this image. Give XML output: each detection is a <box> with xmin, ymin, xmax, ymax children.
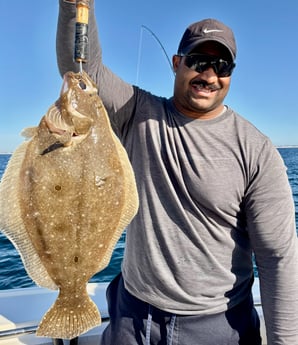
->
<box><xmin>79</xmin><ymin>81</ymin><xmax>87</xmax><ymax>90</ymax></box>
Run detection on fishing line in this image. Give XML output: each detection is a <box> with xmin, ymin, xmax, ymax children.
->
<box><xmin>136</xmin><ymin>25</ymin><xmax>175</xmax><ymax>86</ymax></box>
<box><xmin>136</xmin><ymin>26</ymin><xmax>144</xmax><ymax>86</ymax></box>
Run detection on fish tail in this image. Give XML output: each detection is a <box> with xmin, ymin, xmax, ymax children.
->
<box><xmin>36</xmin><ymin>289</ymin><xmax>101</xmax><ymax>339</ymax></box>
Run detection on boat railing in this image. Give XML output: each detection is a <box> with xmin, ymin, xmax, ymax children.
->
<box><xmin>0</xmin><ymin>316</ymin><xmax>110</xmax><ymax>343</ymax></box>
<box><xmin>0</xmin><ymin>325</ymin><xmax>37</xmax><ymax>339</ymax></box>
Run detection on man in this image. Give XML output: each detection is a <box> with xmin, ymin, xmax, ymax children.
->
<box><xmin>57</xmin><ymin>1</ymin><xmax>298</xmax><ymax>344</ymax></box>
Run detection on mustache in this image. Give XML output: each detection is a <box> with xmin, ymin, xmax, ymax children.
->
<box><xmin>191</xmin><ymin>79</ymin><xmax>221</xmax><ymax>91</ymax></box>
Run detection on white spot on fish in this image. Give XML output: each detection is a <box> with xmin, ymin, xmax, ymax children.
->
<box><xmin>91</xmin><ymin>128</ymin><xmax>99</xmax><ymax>144</ymax></box>
<box><xmin>95</xmin><ymin>175</ymin><xmax>106</xmax><ymax>187</ymax></box>
<box><xmin>71</xmin><ymin>98</ymin><xmax>78</xmax><ymax>109</ymax></box>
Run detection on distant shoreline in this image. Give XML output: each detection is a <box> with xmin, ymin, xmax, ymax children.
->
<box><xmin>1</xmin><ymin>146</ymin><xmax>298</xmax><ymax>155</ymax></box>
<box><xmin>276</xmin><ymin>146</ymin><xmax>298</xmax><ymax>149</ymax></box>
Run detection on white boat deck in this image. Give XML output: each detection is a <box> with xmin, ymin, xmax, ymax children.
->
<box><xmin>0</xmin><ymin>283</ymin><xmax>109</xmax><ymax>345</ymax></box>
<box><xmin>0</xmin><ymin>279</ymin><xmax>267</xmax><ymax>344</ymax></box>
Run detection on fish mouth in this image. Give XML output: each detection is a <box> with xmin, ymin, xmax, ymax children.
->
<box><xmin>44</xmin><ymin>116</ymin><xmax>89</xmax><ymax>148</ymax></box>
<box><xmin>41</xmin><ymin>71</ymin><xmax>97</xmax><ymax>153</ymax></box>
<box><xmin>40</xmin><ymin>131</ymin><xmax>89</xmax><ymax>155</ymax></box>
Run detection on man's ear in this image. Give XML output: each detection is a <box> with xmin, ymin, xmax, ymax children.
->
<box><xmin>172</xmin><ymin>55</ymin><xmax>181</xmax><ymax>73</ymax></box>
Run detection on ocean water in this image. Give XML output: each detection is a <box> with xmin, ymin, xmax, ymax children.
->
<box><xmin>0</xmin><ymin>148</ymin><xmax>298</xmax><ymax>290</ymax></box>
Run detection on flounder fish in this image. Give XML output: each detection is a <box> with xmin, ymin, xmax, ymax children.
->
<box><xmin>0</xmin><ymin>71</ymin><xmax>139</xmax><ymax>339</ymax></box>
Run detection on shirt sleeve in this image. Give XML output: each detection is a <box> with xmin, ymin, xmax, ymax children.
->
<box><xmin>245</xmin><ymin>140</ymin><xmax>298</xmax><ymax>345</ymax></box>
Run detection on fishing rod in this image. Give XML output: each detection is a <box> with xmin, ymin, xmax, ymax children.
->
<box><xmin>136</xmin><ymin>25</ymin><xmax>175</xmax><ymax>85</ymax></box>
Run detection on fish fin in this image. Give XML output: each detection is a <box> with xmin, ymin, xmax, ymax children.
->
<box><xmin>0</xmin><ymin>142</ymin><xmax>57</xmax><ymax>290</ymax></box>
<box><xmin>21</xmin><ymin>126</ymin><xmax>38</xmax><ymax>139</ymax></box>
<box><xmin>36</xmin><ymin>289</ymin><xmax>101</xmax><ymax>339</ymax></box>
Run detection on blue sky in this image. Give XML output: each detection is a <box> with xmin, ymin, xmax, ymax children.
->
<box><xmin>1</xmin><ymin>0</ymin><xmax>298</xmax><ymax>153</ymax></box>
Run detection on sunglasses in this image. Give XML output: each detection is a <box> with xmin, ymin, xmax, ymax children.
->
<box><xmin>180</xmin><ymin>54</ymin><xmax>235</xmax><ymax>77</ymax></box>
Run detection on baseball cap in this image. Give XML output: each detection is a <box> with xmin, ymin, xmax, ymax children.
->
<box><xmin>177</xmin><ymin>19</ymin><xmax>236</xmax><ymax>61</ymax></box>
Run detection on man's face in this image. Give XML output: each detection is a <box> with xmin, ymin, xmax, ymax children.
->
<box><xmin>172</xmin><ymin>41</ymin><xmax>234</xmax><ymax>119</ymax></box>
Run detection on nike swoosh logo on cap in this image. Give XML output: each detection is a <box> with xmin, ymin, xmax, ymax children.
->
<box><xmin>203</xmin><ymin>28</ymin><xmax>224</xmax><ymax>34</ymax></box>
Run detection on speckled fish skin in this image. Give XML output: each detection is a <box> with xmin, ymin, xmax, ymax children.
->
<box><xmin>0</xmin><ymin>71</ymin><xmax>139</xmax><ymax>339</ymax></box>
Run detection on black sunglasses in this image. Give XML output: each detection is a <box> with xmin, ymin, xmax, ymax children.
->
<box><xmin>180</xmin><ymin>54</ymin><xmax>235</xmax><ymax>77</ymax></box>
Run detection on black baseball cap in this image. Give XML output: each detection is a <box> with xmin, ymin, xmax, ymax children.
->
<box><xmin>177</xmin><ymin>19</ymin><xmax>236</xmax><ymax>61</ymax></box>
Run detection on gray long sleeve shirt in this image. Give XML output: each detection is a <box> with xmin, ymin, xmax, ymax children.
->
<box><xmin>57</xmin><ymin>1</ymin><xmax>298</xmax><ymax>343</ymax></box>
